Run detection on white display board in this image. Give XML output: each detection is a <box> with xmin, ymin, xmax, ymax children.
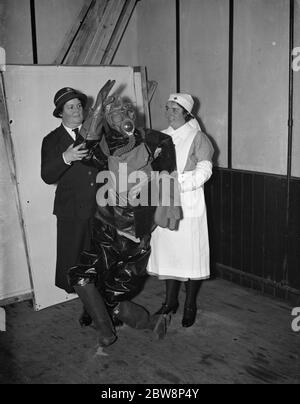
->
<box><xmin>0</xmin><ymin>121</ymin><xmax>32</xmax><ymax>303</ymax></box>
<box><xmin>3</xmin><ymin>65</ymin><xmax>146</xmax><ymax>310</ymax></box>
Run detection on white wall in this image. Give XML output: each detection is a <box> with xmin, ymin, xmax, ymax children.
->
<box><xmin>0</xmin><ymin>0</ymin><xmax>33</xmax><ymax>63</ymax></box>
<box><xmin>136</xmin><ymin>0</ymin><xmax>177</xmax><ymax>131</ymax></box>
<box><xmin>232</xmin><ymin>0</ymin><xmax>289</xmax><ymax>174</ymax></box>
<box><xmin>35</xmin><ymin>0</ymin><xmax>86</xmax><ymax>64</ymax></box>
<box><xmin>180</xmin><ymin>0</ymin><xmax>229</xmax><ymax>167</ymax></box>
<box><xmin>113</xmin><ymin>6</ymin><xmax>139</xmax><ymax>66</ymax></box>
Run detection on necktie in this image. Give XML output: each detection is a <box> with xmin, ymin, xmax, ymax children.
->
<box><xmin>72</xmin><ymin>127</ymin><xmax>81</xmax><ymax>142</ymax></box>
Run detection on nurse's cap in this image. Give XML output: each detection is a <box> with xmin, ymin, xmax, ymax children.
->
<box><xmin>168</xmin><ymin>93</ymin><xmax>194</xmax><ymax>116</ymax></box>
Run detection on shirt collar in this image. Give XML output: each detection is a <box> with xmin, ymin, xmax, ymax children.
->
<box><xmin>62</xmin><ymin>124</ymin><xmax>82</xmax><ymax>140</ymax></box>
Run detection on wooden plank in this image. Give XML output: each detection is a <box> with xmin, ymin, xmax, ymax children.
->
<box><xmin>101</xmin><ymin>0</ymin><xmax>137</xmax><ymax>65</ymax></box>
<box><xmin>147</xmin><ymin>80</ymin><xmax>157</xmax><ymax>103</ymax></box>
<box><xmin>60</xmin><ymin>0</ymin><xmax>137</xmax><ymax>66</ymax></box>
<box><xmin>84</xmin><ymin>0</ymin><xmax>125</xmax><ymax>64</ymax></box>
<box><xmin>63</xmin><ymin>0</ymin><xmax>108</xmax><ymax>65</ymax></box>
<box><xmin>135</xmin><ymin>66</ymin><xmax>151</xmax><ymax>128</ymax></box>
<box><xmin>53</xmin><ymin>0</ymin><xmax>94</xmax><ymax>64</ymax></box>
<box><xmin>0</xmin><ymin>292</ymin><xmax>33</xmax><ymax>307</ymax></box>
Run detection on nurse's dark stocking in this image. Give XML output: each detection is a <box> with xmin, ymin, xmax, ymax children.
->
<box><xmin>182</xmin><ymin>279</ymin><xmax>202</xmax><ymax>327</ymax></box>
<box><xmin>156</xmin><ymin>279</ymin><xmax>181</xmax><ymax>314</ymax></box>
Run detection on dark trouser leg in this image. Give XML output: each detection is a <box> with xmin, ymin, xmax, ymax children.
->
<box><xmin>113</xmin><ymin>301</ymin><xmax>170</xmax><ymax>339</ymax></box>
<box><xmin>182</xmin><ymin>279</ymin><xmax>202</xmax><ymax>327</ymax></box>
<box><xmin>74</xmin><ymin>283</ymin><xmax>117</xmax><ymax>347</ymax></box>
<box><xmin>156</xmin><ymin>279</ymin><xmax>181</xmax><ymax>314</ymax></box>
<box><xmin>79</xmin><ymin>307</ymin><xmax>92</xmax><ymax>327</ymax></box>
<box><xmin>55</xmin><ymin>217</ymin><xmax>93</xmax><ymax>293</ymax></box>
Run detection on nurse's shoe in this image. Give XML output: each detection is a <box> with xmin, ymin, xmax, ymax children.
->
<box><xmin>182</xmin><ymin>306</ymin><xmax>197</xmax><ymax>327</ymax></box>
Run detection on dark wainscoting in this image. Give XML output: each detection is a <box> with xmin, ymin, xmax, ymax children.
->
<box><xmin>205</xmin><ymin>168</ymin><xmax>300</xmax><ymax>304</ymax></box>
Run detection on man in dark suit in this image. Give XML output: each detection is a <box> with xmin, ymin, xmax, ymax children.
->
<box><xmin>41</xmin><ymin>87</ymin><xmax>99</xmax><ymax>293</ymax></box>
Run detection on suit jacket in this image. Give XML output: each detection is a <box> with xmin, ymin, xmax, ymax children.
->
<box><xmin>41</xmin><ymin>124</ymin><xmax>99</xmax><ymax>220</ymax></box>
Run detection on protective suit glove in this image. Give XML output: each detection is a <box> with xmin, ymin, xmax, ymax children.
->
<box><xmin>79</xmin><ymin>79</ymin><xmax>115</xmax><ymax>143</ymax></box>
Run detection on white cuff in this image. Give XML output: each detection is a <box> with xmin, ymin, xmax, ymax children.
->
<box><xmin>180</xmin><ymin>161</ymin><xmax>212</xmax><ymax>192</ymax></box>
<box><xmin>62</xmin><ymin>152</ymin><xmax>72</xmax><ymax>165</ymax></box>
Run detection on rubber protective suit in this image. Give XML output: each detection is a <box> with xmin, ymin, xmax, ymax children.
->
<box><xmin>68</xmin><ymin>81</ymin><xmax>182</xmax><ymax>347</ymax></box>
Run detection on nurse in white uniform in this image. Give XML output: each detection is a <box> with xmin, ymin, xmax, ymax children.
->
<box><xmin>148</xmin><ymin>93</ymin><xmax>214</xmax><ymax>327</ymax></box>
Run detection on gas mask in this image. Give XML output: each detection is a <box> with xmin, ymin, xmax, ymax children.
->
<box><xmin>105</xmin><ymin>97</ymin><xmax>136</xmax><ymax>137</ymax></box>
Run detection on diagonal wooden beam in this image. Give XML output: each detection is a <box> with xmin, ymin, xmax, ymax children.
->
<box><xmin>100</xmin><ymin>0</ymin><xmax>137</xmax><ymax>65</ymax></box>
<box><xmin>62</xmin><ymin>0</ymin><xmax>109</xmax><ymax>65</ymax></box>
<box><xmin>82</xmin><ymin>0</ymin><xmax>126</xmax><ymax>65</ymax></box>
<box><xmin>55</xmin><ymin>0</ymin><xmax>138</xmax><ymax>66</ymax></box>
<box><xmin>53</xmin><ymin>0</ymin><xmax>94</xmax><ymax>64</ymax></box>
<box><xmin>147</xmin><ymin>80</ymin><xmax>157</xmax><ymax>103</ymax></box>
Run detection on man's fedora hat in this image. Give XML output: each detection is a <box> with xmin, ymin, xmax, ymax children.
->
<box><xmin>53</xmin><ymin>87</ymin><xmax>87</xmax><ymax>118</ymax></box>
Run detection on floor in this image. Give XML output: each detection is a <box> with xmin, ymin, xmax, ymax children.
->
<box><xmin>0</xmin><ymin>277</ymin><xmax>299</xmax><ymax>384</ymax></box>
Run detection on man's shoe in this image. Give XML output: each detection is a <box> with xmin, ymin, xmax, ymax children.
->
<box><xmin>155</xmin><ymin>302</ymin><xmax>179</xmax><ymax>315</ymax></box>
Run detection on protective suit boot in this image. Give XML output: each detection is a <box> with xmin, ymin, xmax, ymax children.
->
<box><xmin>114</xmin><ymin>301</ymin><xmax>170</xmax><ymax>339</ymax></box>
<box><xmin>79</xmin><ymin>307</ymin><xmax>92</xmax><ymax>327</ymax></box>
<box><xmin>74</xmin><ymin>283</ymin><xmax>117</xmax><ymax>347</ymax></box>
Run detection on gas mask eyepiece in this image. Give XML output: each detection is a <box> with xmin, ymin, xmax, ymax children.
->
<box><xmin>105</xmin><ymin>98</ymin><xmax>136</xmax><ymax>136</ymax></box>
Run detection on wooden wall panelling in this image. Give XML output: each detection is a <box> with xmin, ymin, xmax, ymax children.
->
<box><xmin>292</xmin><ymin>0</ymin><xmax>300</xmax><ymax>178</ymax></box>
<box><xmin>250</xmin><ymin>174</ymin><xmax>265</xmax><ymax>279</ymax></box>
<box><xmin>207</xmin><ymin>169</ymin><xmax>300</xmax><ymax>296</ymax></box>
<box><xmin>241</xmin><ymin>172</ymin><xmax>254</xmax><ymax>277</ymax></box>
<box><xmin>220</xmin><ymin>170</ymin><xmax>232</xmax><ymax>268</ymax></box>
<box><xmin>231</xmin><ymin>171</ymin><xmax>243</xmax><ymax>272</ymax></box>
<box><xmin>287</xmin><ymin>179</ymin><xmax>300</xmax><ymax>290</ymax></box>
<box><xmin>263</xmin><ymin>176</ymin><xmax>287</xmax><ymax>288</ymax></box>
<box><xmin>206</xmin><ymin>168</ymin><xmax>222</xmax><ymax>273</ymax></box>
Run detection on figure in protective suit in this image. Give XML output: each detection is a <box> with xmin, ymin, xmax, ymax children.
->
<box><xmin>68</xmin><ymin>81</ymin><xmax>182</xmax><ymax>347</ymax></box>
